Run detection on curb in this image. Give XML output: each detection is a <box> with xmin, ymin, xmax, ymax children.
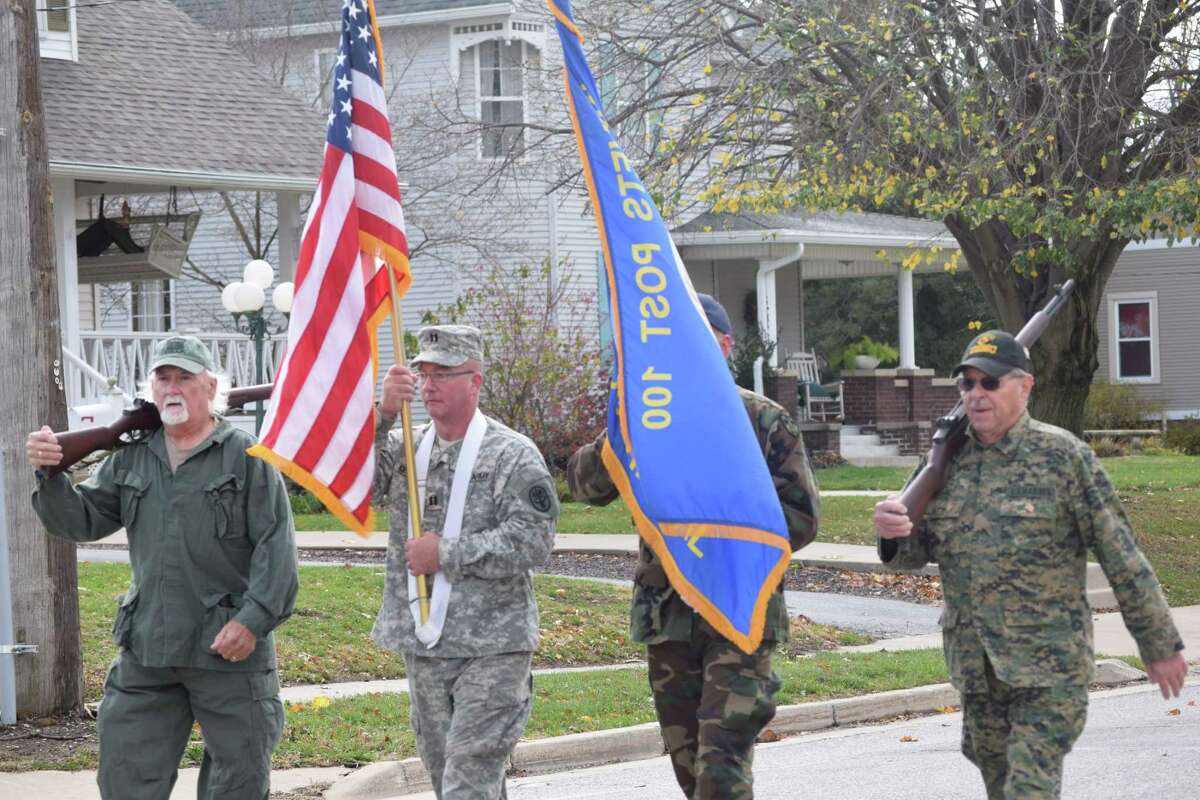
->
<box><xmin>323</xmin><ymin>659</ymin><xmax>1146</xmax><ymax>800</ymax></box>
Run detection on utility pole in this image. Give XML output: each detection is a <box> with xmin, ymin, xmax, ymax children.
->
<box><xmin>0</xmin><ymin>2</ymin><xmax>84</xmax><ymax>718</ymax></box>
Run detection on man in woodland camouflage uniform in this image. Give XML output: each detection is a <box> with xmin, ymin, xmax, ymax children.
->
<box><xmin>875</xmin><ymin>330</ymin><xmax>1188</xmax><ymax>799</ymax></box>
<box><xmin>568</xmin><ymin>294</ymin><xmax>820</xmax><ymax>800</ymax></box>
<box><xmin>371</xmin><ymin>325</ymin><xmax>559</xmax><ymax>800</ymax></box>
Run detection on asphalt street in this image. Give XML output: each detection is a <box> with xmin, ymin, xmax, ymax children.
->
<box><xmin>483</xmin><ymin>681</ymin><xmax>1200</xmax><ymax>800</ymax></box>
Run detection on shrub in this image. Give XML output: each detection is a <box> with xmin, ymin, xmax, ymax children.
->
<box><xmin>1088</xmin><ymin>436</ymin><xmax>1128</xmax><ymax>458</ymax></box>
<box><xmin>729</xmin><ymin>321</ymin><xmax>777</xmax><ymax>390</ymax></box>
<box><xmin>1165</xmin><ymin>418</ymin><xmax>1200</xmax><ymax>456</ymax></box>
<box><xmin>1083</xmin><ymin>382</ymin><xmax>1161</xmax><ymax>430</ymax></box>
<box><xmin>288</xmin><ymin>490</ymin><xmax>325</xmax><ymax>516</ymax></box>
<box><xmin>424</xmin><ymin>259</ymin><xmax>608</xmax><ymax>475</ymax></box>
<box><xmin>809</xmin><ymin>450</ymin><xmax>847</xmax><ymax>468</ymax></box>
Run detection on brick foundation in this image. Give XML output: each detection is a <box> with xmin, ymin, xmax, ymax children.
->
<box><xmin>842</xmin><ymin>370</ymin><xmax>961</xmax><ymax>456</ymax></box>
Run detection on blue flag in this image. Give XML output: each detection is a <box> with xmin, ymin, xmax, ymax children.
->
<box><xmin>548</xmin><ymin>0</ymin><xmax>791</xmax><ymax>653</ymax></box>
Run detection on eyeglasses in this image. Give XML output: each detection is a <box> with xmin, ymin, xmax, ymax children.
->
<box><xmin>416</xmin><ymin>370</ymin><xmax>477</xmax><ymax>386</ymax></box>
<box><xmin>956</xmin><ymin>374</ymin><xmax>1008</xmax><ymax>393</ymax></box>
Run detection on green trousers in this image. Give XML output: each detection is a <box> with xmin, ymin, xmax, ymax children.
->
<box><xmin>96</xmin><ymin>652</ymin><xmax>285</xmax><ymax>800</ymax></box>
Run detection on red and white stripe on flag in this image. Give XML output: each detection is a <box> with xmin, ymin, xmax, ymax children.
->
<box><xmin>248</xmin><ymin>0</ymin><xmax>409</xmax><ymax>536</ymax></box>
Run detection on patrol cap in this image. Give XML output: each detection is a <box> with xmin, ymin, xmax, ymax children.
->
<box><xmin>697</xmin><ymin>293</ymin><xmax>733</xmax><ymax>336</ymax></box>
<box><xmin>411</xmin><ymin>324</ymin><xmax>484</xmax><ymax>368</ymax></box>
<box><xmin>952</xmin><ymin>330</ymin><xmax>1031</xmax><ymax>378</ymax></box>
<box><xmin>149</xmin><ymin>335</ymin><xmax>215</xmax><ymax>375</ymax></box>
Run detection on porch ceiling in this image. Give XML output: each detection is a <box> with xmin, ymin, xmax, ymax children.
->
<box><xmin>41</xmin><ymin>0</ymin><xmax>326</xmax><ymax>192</ymax></box>
<box><xmin>672</xmin><ymin>210</ymin><xmax>959</xmax><ymax>278</ymax></box>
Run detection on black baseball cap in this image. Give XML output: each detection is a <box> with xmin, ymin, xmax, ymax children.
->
<box><xmin>952</xmin><ymin>330</ymin><xmax>1032</xmax><ymax>378</ymax></box>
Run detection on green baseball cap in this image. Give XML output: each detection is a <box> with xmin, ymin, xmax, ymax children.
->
<box><xmin>952</xmin><ymin>330</ymin><xmax>1031</xmax><ymax>378</ymax></box>
<box><xmin>411</xmin><ymin>325</ymin><xmax>484</xmax><ymax>368</ymax></box>
<box><xmin>149</xmin><ymin>335</ymin><xmax>215</xmax><ymax>374</ymax></box>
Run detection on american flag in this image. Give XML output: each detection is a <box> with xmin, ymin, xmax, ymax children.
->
<box><xmin>248</xmin><ymin>0</ymin><xmax>410</xmax><ymax>535</ymax></box>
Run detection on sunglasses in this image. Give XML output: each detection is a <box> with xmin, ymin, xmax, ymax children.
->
<box><xmin>956</xmin><ymin>374</ymin><xmax>1007</xmax><ymax>392</ymax></box>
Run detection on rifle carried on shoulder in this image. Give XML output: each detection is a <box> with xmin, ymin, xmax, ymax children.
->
<box><xmin>42</xmin><ymin>383</ymin><xmax>274</xmax><ymax>479</ymax></box>
<box><xmin>897</xmin><ymin>280</ymin><xmax>1076</xmax><ymax>528</ymax></box>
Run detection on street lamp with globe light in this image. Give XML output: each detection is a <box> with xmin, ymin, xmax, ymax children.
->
<box><xmin>221</xmin><ymin>259</ymin><xmax>293</xmax><ymax>433</ymax></box>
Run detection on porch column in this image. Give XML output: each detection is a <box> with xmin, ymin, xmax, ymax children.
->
<box><xmin>897</xmin><ymin>265</ymin><xmax>916</xmax><ymax>369</ymax></box>
<box><xmin>756</xmin><ymin>243</ymin><xmax>804</xmax><ymax>367</ymax></box>
<box><xmin>51</xmin><ymin>176</ymin><xmax>80</xmax><ymax>403</ymax></box>
<box><xmin>275</xmin><ymin>191</ymin><xmax>301</xmax><ymax>282</ymax></box>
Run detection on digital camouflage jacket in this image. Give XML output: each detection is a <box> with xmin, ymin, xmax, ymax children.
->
<box><xmin>881</xmin><ymin>413</ymin><xmax>1183</xmax><ymax>691</ymax></box>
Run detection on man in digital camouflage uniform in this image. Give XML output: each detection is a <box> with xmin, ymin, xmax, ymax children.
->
<box><xmin>567</xmin><ymin>294</ymin><xmax>820</xmax><ymax>800</ymax></box>
<box><xmin>26</xmin><ymin>335</ymin><xmax>299</xmax><ymax>800</ymax></box>
<box><xmin>875</xmin><ymin>329</ymin><xmax>1188</xmax><ymax>799</ymax></box>
<box><xmin>371</xmin><ymin>324</ymin><xmax>559</xmax><ymax>800</ymax></box>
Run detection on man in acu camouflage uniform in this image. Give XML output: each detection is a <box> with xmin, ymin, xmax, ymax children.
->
<box><xmin>567</xmin><ymin>294</ymin><xmax>820</xmax><ymax>800</ymax></box>
<box><xmin>371</xmin><ymin>324</ymin><xmax>559</xmax><ymax>800</ymax></box>
<box><xmin>875</xmin><ymin>329</ymin><xmax>1188</xmax><ymax>799</ymax></box>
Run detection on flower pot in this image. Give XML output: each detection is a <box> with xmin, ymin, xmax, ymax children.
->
<box><xmin>854</xmin><ymin>354</ymin><xmax>881</xmax><ymax>369</ymax></box>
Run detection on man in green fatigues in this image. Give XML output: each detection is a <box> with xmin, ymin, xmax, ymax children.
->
<box><xmin>26</xmin><ymin>335</ymin><xmax>299</xmax><ymax>800</ymax></box>
<box><xmin>567</xmin><ymin>294</ymin><xmax>820</xmax><ymax>800</ymax></box>
<box><xmin>875</xmin><ymin>329</ymin><xmax>1188</xmax><ymax>799</ymax></box>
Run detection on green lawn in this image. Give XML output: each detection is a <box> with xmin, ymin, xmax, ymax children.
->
<box><xmin>814</xmin><ymin>454</ymin><xmax>1200</xmax><ymax>493</ymax></box>
<box><xmin>78</xmin><ymin>565</ymin><xmax>642</xmax><ymax>700</ymax></box>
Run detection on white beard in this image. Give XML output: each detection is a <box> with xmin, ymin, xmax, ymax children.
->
<box><xmin>160</xmin><ymin>397</ymin><xmax>189</xmax><ymax>425</ymax></box>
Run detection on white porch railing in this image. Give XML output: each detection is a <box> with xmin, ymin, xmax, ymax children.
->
<box><xmin>68</xmin><ymin>331</ymin><xmax>286</xmax><ymax>405</ymax></box>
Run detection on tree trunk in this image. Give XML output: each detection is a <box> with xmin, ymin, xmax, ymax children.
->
<box><xmin>0</xmin><ymin>3</ymin><xmax>84</xmax><ymax>716</ymax></box>
<box><xmin>952</xmin><ymin>218</ymin><xmax>1119</xmax><ymax>436</ymax></box>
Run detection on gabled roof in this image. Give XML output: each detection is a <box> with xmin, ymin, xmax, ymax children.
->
<box><xmin>175</xmin><ymin>0</ymin><xmax>506</xmax><ymax>30</ymax></box>
<box><xmin>41</xmin><ymin>0</ymin><xmax>326</xmax><ymax>190</ymax></box>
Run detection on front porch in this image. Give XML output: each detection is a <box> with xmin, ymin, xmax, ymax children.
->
<box><xmin>674</xmin><ymin>210</ymin><xmax>963</xmax><ymax>462</ymax></box>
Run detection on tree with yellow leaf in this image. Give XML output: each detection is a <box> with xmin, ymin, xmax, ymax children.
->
<box><xmin>556</xmin><ymin>0</ymin><xmax>1200</xmax><ymax>431</ymax></box>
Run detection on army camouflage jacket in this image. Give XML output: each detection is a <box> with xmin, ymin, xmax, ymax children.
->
<box><xmin>371</xmin><ymin>413</ymin><xmax>558</xmax><ymax>657</ymax></box>
<box><xmin>881</xmin><ymin>413</ymin><xmax>1183</xmax><ymax>692</ymax></box>
<box><xmin>567</xmin><ymin>386</ymin><xmax>820</xmax><ymax>644</ymax></box>
<box><xmin>32</xmin><ymin>419</ymin><xmax>299</xmax><ymax>672</ymax></box>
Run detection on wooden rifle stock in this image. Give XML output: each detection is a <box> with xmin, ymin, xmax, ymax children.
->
<box><xmin>897</xmin><ymin>279</ymin><xmax>1076</xmax><ymax>529</ymax></box>
<box><xmin>43</xmin><ymin>383</ymin><xmax>274</xmax><ymax>478</ymax></box>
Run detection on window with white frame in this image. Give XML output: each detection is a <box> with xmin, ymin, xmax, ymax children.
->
<box><xmin>594</xmin><ymin>41</ymin><xmax>663</xmax><ymax>157</ymax></box>
<box><xmin>315</xmin><ymin>49</ymin><xmax>339</xmax><ymax>98</ymax></box>
<box><xmin>131</xmin><ymin>280</ymin><xmax>173</xmax><ymax>333</ymax></box>
<box><xmin>38</xmin><ymin>0</ymin><xmax>77</xmax><ymax>60</ymax></box>
<box><xmin>1108</xmin><ymin>292</ymin><xmax>1159</xmax><ymax>382</ymax></box>
<box><xmin>474</xmin><ymin>39</ymin><xmax>539</xmax><ymax>159</ymax></box>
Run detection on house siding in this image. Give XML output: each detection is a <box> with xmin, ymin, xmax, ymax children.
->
<box><xmin>1097</xmin><ymin>244</ymin><xmax>1200</xmax><ymax>417</ymax></box>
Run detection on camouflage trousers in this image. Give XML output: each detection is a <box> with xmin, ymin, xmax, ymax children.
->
<box><xmin>404</xmin><ymin>651</ymin><xmax>533</xmax><ymax>800</ymax></box>
<box><xmin>961</xmin><ymin>661</ymin><xmax>1089</xmax><ymax>799</ymax></box>
<box><xmin>646</xmin><ymin>630</ymin><xmax>779</xmax><ymax>800</ymax></box>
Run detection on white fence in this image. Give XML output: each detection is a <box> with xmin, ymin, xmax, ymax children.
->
<box><xmin>67</xmin><ymin>331</ymin><xmax>286</xmax><ymax>405</ymax></box>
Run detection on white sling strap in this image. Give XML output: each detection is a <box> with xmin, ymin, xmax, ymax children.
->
<box><xmin>408</xmin><ymin>409</ymin><xmax>487</xmax><ymax>648</ymax></box>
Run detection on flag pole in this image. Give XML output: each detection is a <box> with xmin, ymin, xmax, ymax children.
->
<box><xmin>386</xmin><ymin>266</ymin><xmax>430</xmax><ymax>625</ymax></box>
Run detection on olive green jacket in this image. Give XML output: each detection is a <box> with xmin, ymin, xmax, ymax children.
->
<box><xmin>881</xmin><ymin>413</ymin><xmax>1183</xmax><ymax>691</ymax></box>
<box><xmin>32</xmin><ymin>419</ymin><xmax>299</xmax><ymax>671</ymax></box>
<box><xmin>568</xmin><ymin>387</ymin><xmax>820</xmax><ymax>644</ymax></box>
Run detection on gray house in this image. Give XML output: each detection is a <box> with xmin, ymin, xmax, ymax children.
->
<box><xmin>37</xmin><ymin>0</ymin><xmax>324</xmax><ymax>415</ymax></box>
<box><xmin>1096</xmin><ymin>240</ymin><xmax>1200</xmax><ymax>420</ymax></box>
